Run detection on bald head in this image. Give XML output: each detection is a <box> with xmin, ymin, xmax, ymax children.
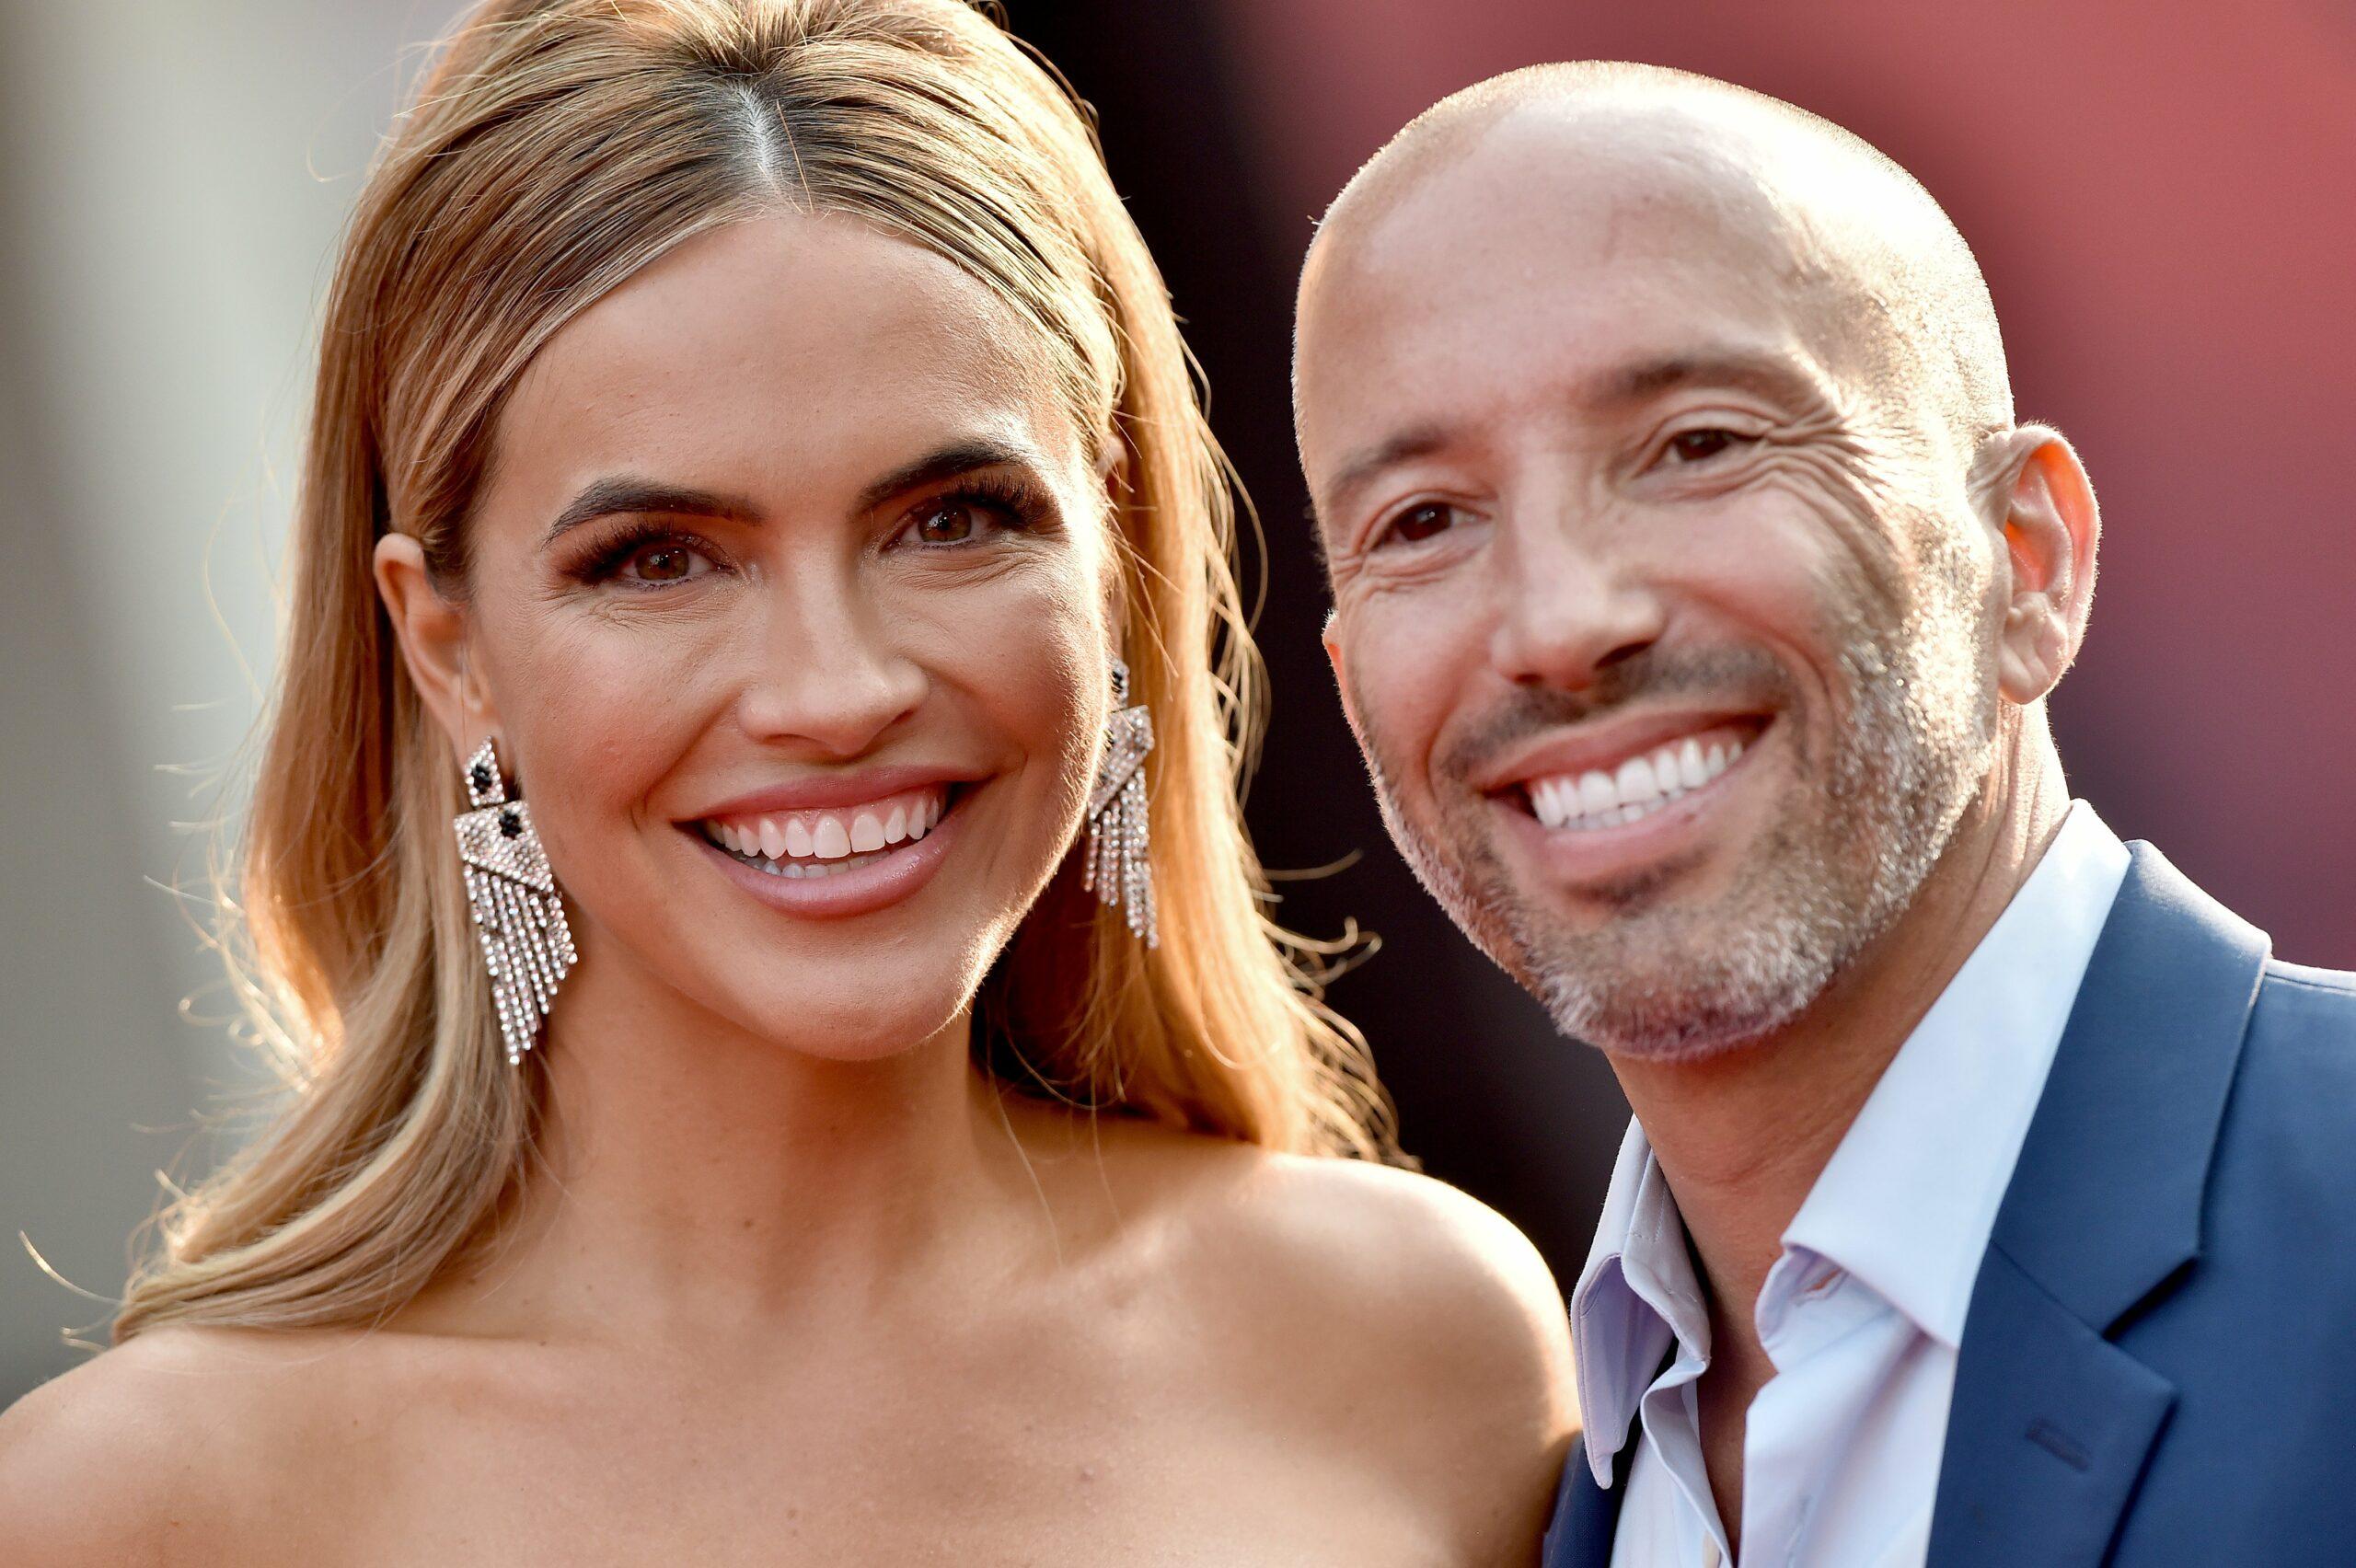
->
<box><xmin>1300</xmin><ymin>63</ymin><xmax>2013</xmax><ymax>467</ymax></box>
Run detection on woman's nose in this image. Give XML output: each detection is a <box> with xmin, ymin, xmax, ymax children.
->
<box><xmin>732</xmin><ymin>570</ymin><xmax>928</xmax><ymax>756</ymax></box>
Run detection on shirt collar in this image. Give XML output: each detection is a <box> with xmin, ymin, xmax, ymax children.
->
<box><xmin>1569</xmin><ymin>1118</ymin><xmax>1700</xmax><ymax>1478</ymax></box>
<box><xmin>1565</xmin><ymin>801</ymin><xmax>2131</xmax><ymax>1483</ymax></box>
<box><xmin>1782</xmin><ymin>801</ymin><xmax>2129</xmax><ymax>1345</ymax></box>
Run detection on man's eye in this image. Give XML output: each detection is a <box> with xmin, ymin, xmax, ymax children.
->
<box><xmin>1665</xmin><ymin>428</ymin><xmax>1745</xmax><ymax>465</ymax></box>
<box><xmin>1381</xmin><ymin>502</ymin><xmax>1459</xmax><ymax>546</ymax></box>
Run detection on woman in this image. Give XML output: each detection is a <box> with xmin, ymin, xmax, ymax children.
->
<box><xmin>0</xmin><ymin>1</ymin><xmax>1573</xmax><ymax>1559</ymax></box>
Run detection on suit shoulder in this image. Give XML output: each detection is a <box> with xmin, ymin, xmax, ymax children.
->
<box><xmin>2260</xmin><ymin>958</ymin><xmax>2356</xmax><ymax>1003</ymax></box>
<box><xmin>2246</xmin><ymin>958</ymin><xmax>2356</xmax><ymax>1077</ymax></box>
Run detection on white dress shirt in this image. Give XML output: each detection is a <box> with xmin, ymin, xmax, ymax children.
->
<box><xmin>1571</xmin><ymin>802</ymin><xmax>2132</xmax><ymax>1568</ymax></box>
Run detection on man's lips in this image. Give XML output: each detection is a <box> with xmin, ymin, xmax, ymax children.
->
<box><xmin>1472</xmin><ymin>708</ymin><xmax>1772</xmax><ymax>799</ymax></box>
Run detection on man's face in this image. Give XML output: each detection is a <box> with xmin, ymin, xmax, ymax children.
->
<box><xmin>1298</xmin><ymin>122</ymin><xmax>2004</xmax><ymax>1060</ymax></box>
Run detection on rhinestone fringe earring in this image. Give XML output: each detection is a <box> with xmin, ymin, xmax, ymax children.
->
<box><xmin>1082</xmin><ymin>660</ymin><xmax>1158</xmax><ymax>946</ymax></box>
<box><xmin>455</xmin><ymin>740</ymin><xmax>578</xmax><ymax>1063</ymax></box>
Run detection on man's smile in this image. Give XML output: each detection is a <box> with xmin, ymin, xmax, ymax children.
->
<box><xmin>1478</xmin><ymin>711</ymin><xmax>1778</xmax><ymax>888</ymax></box>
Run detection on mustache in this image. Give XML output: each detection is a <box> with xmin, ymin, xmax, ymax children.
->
<box><xmin>1438</xmin><ymin>646</ymin><xmax>1798</xmax><ymax>787</ymax></box>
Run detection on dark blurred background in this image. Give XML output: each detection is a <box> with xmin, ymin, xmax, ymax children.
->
<box><xmin>5</xmin><ymin>0</ymin><xmax>2350</xmax><ymax>1401</ymax></box>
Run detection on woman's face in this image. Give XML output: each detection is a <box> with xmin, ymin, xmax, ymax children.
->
<box><xmin>441</xmin><ymin>213</ymin><xmax>1113</xmax><ymax>1060</ymax></box>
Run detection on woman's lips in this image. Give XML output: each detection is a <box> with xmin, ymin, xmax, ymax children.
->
<box><xmin>697</xmin><ymin>783</ymin><xmax>948</xmax><ymax>868</ymax></box>
<box><xmin>685</xmin><ymin>784</ymin><xmax>967</xmax><ymax>918</ymax></box>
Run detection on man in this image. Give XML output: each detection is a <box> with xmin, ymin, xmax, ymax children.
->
<box><xmin>1293</xmin><ymin>62</ymin><xmax>2356</xmax><ymax>1568</ymax></box>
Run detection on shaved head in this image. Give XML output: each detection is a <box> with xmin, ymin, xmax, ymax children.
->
<box><xmin>1295</xmin><ymin>63</ymin><xmax>2098</xmax><ymax>1061</ymax></box>
<box><xmin>1303</xmin><ymin>62</ymin><xmax>2013</xmax><ymax>471</ymax></box>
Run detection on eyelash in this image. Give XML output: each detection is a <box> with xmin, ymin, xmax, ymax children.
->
<box><xmin>1653</xmin><ymin>423</ymin><xmax>1762</xmax><ymax>470</ymax></box>
<box><xmin>567</xmin><ymin>521</ymin><xmax>727</xmax><ymax>589</ymax></box>
<box><xmin>563</xmin><ymin>472</ymin><xmax>1059</xmax><ymax>588</ymax></box>
<box><xmin>1367</xmin><ymin>500</ymin><xmax>1472</xmax><ymax>554</ymax></box>
<box><xmin>900</xmin><ymin>471</ymin><xmax>1057</xmax><ymax>548</ymax></box>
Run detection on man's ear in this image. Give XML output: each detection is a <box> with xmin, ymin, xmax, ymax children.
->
<box><xmin>1989</xmin><ymin>426</ymin><xmax>2100</xmax><ymax>705</ymax></box>
<box><xmin>374</xmin><ymin>533</ymin><xmax>492</xmax><ymax>758</ymax></box>
<box><xmin>1322</xmin><ymin>606</ymin><xmax>1361</xmax><ymax>736</ymax></box>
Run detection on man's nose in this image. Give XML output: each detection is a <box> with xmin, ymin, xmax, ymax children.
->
<box><xmin>1487</xmin><ymin>513</ymin><xmax>1668</xmax><ymax>691</ymax></box>
<box><xmin>733</xmin><ymin>569</ymin><xmax>927</xmax><ymax>756</ymax></box>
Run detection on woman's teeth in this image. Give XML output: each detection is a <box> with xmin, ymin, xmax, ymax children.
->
<box><xmin>701</xmin><ymin>787</ymin><xmax>946</xmax><ymax>878</ymax></box>
<box><xmin>1528</xmin><ymin>734</ymin><xmax>1746</xmax><ymax>833</ymax></box>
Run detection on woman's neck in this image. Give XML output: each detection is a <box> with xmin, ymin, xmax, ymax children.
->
<box><xmin>427</xmin><ymin>946</ymin><xmax>1026</xmax><ymax>1342</ymax></box>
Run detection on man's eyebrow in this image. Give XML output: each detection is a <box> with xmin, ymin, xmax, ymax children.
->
<box><xmin>539</xmin><ymin>439</ymin><xmax>1045</xmax><ymax>547</ymax></box>
<box><xmin>1319</xmin><ymin>425</ymin><xmax>1455</xmax><ymax>522</ymax></box>
<box><xmin>1596</xmin><ymin>349</ymin><xmax>1829</xmax><ymax>411</ymax></box>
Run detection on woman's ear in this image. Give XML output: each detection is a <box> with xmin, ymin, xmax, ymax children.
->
<box><xmin>1096</xmin><ymin>430</ymin><xmax>1134</xmax><ymax>657</ymax></box>
<box><xmin>374</xmin><ymin>533</ymin><xmax>492</xmax><ymax>758</ymax></box>
<box><xmin>1987</xmin><ymin>425</ymin><xmax>2100</xmax><ymax>706</ymax></box>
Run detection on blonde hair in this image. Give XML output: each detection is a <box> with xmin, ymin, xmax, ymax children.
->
<box><xmin>117</xmin><ymin>0</ymin><xmax>1395</xmax><ymax>1340</ymax></box>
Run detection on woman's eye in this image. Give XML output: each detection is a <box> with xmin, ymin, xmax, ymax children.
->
<box><xmin>1664</xmin><ymin>428</ymin><xmax>1746</xmax><ymax>465</ymax></box>
<box><xmin>1381</xmin><ymin>502</ymin><xmax>1460</xmax><ymax>547</ymax></box>
<box><xmin>623</xmin><ymin>540</ymin><xmax>710</xmax><ymax>583</ymax></box>
<box><xmin>913</xmin><ymin>500</ymin><xmax>987</xmax><ymax>545</ymax></box>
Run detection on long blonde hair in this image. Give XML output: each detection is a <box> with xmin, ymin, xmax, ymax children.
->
<box><xmin>116</xmin><ymin>0</ymin><xmax>1395</xmax><ymax>1341</ymax></box>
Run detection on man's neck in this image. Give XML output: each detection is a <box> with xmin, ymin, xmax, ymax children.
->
<box><xmin>1612</xmin><ymin>728</ymin><xmax>2073</xmax><ymax>1390</ymax></box>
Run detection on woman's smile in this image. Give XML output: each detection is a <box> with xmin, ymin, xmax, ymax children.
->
<box><xmin>680</xmin><ymin>772</ymin><xmax>981</xmax><ymax>917</ymax></box>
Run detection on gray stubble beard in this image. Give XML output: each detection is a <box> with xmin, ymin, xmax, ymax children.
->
<box><xmin>1351</xmin><ymin>569</ymin><xmax>1997</xmax><ymax>1064</ymax></box>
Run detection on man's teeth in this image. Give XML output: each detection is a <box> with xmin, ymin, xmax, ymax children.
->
<box><xmin>701</xmin><ymin>787</ymin><xmax>946</xmax><ymax>878</ymax></box>
<box><xmin>1529</xmin><ymin>735</ymin><xmax>1746</xmax><ymax>832</ymax></box>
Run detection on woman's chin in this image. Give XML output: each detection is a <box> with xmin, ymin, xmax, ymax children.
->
<box><xmin>706</xmin><ymin>975</ymin><xmax>981</xmax><ymax>1064</ymax></box>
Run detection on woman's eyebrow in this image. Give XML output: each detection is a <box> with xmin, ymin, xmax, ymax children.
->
<box><xmin>541</xmin><ymin>439</ymin><xmax>1049</xmax><ymax>547</ymax></box>
<box><xmin>850</xmin><ymin>437</ymin><xmax>1045</xmax><ymax>513</ymax></box>
<box><xmin>541</xmin><ymin>478</ymin><xmax>757</xmax><ymax>545</ymax></box>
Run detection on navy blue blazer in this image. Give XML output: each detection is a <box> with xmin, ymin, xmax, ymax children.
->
<box><xmin>1542</xmin><ymin>842</ymin><xmax>2356</xmax><ymax>1567</ymax></box>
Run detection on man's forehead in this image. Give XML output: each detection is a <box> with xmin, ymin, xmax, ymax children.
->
<box><xmin>1299</xmin><ymin>81</ymin><xmax>2011</xmax><ymax>485</ymax></box>
<box><xmin>1336</xmin><ymin>103</ymin><xmax>1805</xmax><ymax>255</ymax></box>
<box><xmin>1298</xmin><ymin>140</ymin><xmax>1838</xmax><ymax>490</ymax></box>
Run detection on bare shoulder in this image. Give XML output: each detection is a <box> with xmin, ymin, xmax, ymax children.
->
<box><xmin>1039</xmin><ymin>1118</ymin><xmax>1576</xmax><ymax>1556</ymax></box>
<box><xmin>1026</xmin><ymin>1114</ymin><xmax>1572</xmax><ymax>1399</ymax></box>
<box><xmin>0</xmin><ymin>1326</ymin><xmax>359</xmax><ymax>1564</ymax></box>
<box><xmin>1204</xmin><ymin>1149</ymin><xmax>1575</xmax><ymax>1416</ymax></box>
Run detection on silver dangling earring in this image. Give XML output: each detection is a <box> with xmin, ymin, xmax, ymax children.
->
<box><xmin>1082</xmin><ymin>660</ymin><xmax>1158</xmax><ymax>947</ymax></box>
<box><xmin>455</xmin><ymin>740</ymin><xmax>578</xmax><ymax>1064</ymax></box>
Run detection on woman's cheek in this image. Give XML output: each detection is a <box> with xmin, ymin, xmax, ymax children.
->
<box><xmin>933</xmin><ymin>563</ymin><xmax>1103</xmax><ymax>812</ymax></box>
<box><xmin>496</xmin><ymin>608</ymin><xmax>724</xmax><ymax>885</ymax></box>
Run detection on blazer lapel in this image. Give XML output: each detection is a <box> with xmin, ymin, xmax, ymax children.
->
<box><xmin>1927</xmin><ymin>844</ymin><xmax>2269</xmax><ymax>1568</ymax></box>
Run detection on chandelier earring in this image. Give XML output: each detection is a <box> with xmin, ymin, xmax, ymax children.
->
<box><xmin>454</xmin><ymin>739</ymin><xmax>578</xmax><ymax>1063</ymax></box>
<box><xmin>1082</xmin><ymin>660</ymin><xmax>1158</xmax><ymax>947</ymax></box>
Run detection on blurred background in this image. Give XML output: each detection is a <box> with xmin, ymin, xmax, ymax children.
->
<box><xmin>4</xmin><ymin>0</ymin><xmax>2350</xmax><ymax>1404</ymax></box>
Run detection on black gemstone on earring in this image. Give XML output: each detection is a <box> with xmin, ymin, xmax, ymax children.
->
<box><xmin>470</xmin><ymin>763</ymin><xmax>492</xmax><ymax>793</ymax></box>
<box><xmin>499</xmin><ymin>809</ymin><xmax>523</xmax><ymax>838</ymax></box>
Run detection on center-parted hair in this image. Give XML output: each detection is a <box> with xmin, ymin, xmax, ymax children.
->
<box><xmin>117</xmin><ymin>0</ymin><xmax>1395</xmax><ymax>1341</ymax></box>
